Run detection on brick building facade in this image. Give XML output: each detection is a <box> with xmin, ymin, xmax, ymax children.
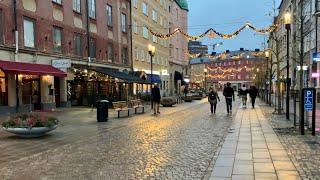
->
<box><xmin>0</xmin><ymin>0</ymin><xmax>132</xmax><ymax>113</ymax></box>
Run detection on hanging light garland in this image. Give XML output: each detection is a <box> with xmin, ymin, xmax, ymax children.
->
<box><xmin>187</xmin><ymin>51</ymin><xmax>266</xmax><ymax>60</ymax></box>
<box><xmin>148</xmin><ymin>23</ymin><xmax>277</xmax><ymax>41</ymax></box>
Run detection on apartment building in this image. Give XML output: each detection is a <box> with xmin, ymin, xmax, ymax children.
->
<box><xmin>131</xmin><ymin>0</ymin><xmax>170</xmax><ymax>96</ymax></box>
<box><xmin>168</xmin><ymin>0</ymin><xmax>188</xmax><ymax>96</ymax></box>
<box><xmin>0</xmin><ymin>0</ymin><xmax>132</xmax><ymax>113</ymax></box>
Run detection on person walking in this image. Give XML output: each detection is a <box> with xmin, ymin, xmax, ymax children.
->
<box><xmin>151</xmin><ymin>83</ymin><xmax>161</xmax><ymax>115</ymax></box>
<box><xmin>223</xmin><ymin>82</ymin><xmax>235</xmax><ymax>115</ymax></box>
<box><xmin>239</xmin><ymin>84</ymin><xmax>248</xmax><ymax>108</ymax></box>
<box><xmin>249</xmin><ymin>85</ymin><xmax>258</xmax><ymax>109</ymax></box>
<box><xmin>208</xmin><ymin>88</ymin><xmax>220</xmax><ymax>114</ymax></box>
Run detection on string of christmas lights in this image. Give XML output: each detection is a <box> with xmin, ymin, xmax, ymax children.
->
<box><xmin>148</xmin><ymin>23</ymin><xmax>277</xmax><ymax>41</ymax></box>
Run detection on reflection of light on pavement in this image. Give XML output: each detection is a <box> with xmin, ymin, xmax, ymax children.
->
<box><xmin>135</xmin><ymin>120</ymin><xmax>170</xmax><ymax>176</ymax></box>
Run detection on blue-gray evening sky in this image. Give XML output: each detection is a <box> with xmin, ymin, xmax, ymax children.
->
<box><xmin>187</xmin><ymin>0</ymin><xmax>282</xmax><ymax>53</ymax></box>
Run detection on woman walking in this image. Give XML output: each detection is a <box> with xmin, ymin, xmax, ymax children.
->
<box><xmin>208</xmin><ymin>88</ymin><xmax>220</xmax><ymax>114</ymax></box>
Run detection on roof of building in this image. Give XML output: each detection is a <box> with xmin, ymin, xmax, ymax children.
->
<box><xmin>175</xmin><ymin>0</ymin><xmax>188</xmax><ymax>11</ymax></box>
<box><xmin>189</xmin><ymin>57</ymin><xmax>211</xmax><ymax>65</ymax></box>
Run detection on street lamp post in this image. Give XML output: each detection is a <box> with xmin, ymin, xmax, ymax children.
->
<box><xmin>284</xmin><ymin>12</ymin><xmax>292</xmax><ymax>121</ymax></box>
<box><xmin>148</xmin><ymin>44</ymin><xmax>156</xmax><ymax>108</ymax></box>
<box><xmin>265</xmin><ymin>50</ymin><xmax>270</xmax><ymax>104</ymax></box>
<box><xmin>204</xmin><ymin>68</ymin><xmax>208</xmax><ymax>93</ymax></box>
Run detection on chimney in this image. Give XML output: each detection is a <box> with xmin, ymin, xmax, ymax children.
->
<box><xmin>254</xmin><ymin>48</ymin><xmax>260</xmax><ymax>52</ymax></box>
<box><xmin>240</xmin><ymin>48</ymin><xmax>244</xmax><ymax>51</ymax></box>
<box><xmin>226</xmin><ymin>50</ymin><xmax>230</xmax><ymax>54</ymax></box>
<box><xmin>211</xmin><ymin>52</ymin><xmax>217</xmax><ymax>55</ymax></box>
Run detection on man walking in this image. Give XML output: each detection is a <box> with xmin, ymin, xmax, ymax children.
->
<box><xmin>151</xmin><ymin>83</ymin><xmax>161</xmax><ymax>115</ymax></box>
<box><xmin>249</xmin><ymin>85</ymin><xmax>258</xmax><ymax>109</ymax></box>
<box><xmin>239</xmin><ymin>84</ymin><xmax>248</xmax><ymax>108</ymax></box>
<box><xmin>223</xmin><ymin>82</ymin><xmax>235</xmax><ymax>115</ymax></box>
<box><xmin>208</xmin><ymin>88</ymin><xmax>220</xmax><ymax>114</ymax></box>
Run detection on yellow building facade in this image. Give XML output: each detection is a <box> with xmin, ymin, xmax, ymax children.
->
<box><xmin>131</xmin><ymin>0</ymin><xmax>170</xmax><ymax>96</ymax></box>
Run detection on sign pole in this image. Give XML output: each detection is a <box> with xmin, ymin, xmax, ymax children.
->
<box><xmin>300</xmin><ymin>89</ymin><xmax>305</xmax><ymax>135</ymax></box>
<box><xmin>312</xmin><ymin>88</ymin><xmax>316</xmax><ymax>136</ymax></box>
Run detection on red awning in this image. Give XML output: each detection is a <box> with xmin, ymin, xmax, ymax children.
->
<box><xmin>0</xmin><ymin>60</ymin><xmax>67</xmax><ymax>77</ymax></box>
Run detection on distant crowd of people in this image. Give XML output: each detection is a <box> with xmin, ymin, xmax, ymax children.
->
<box><xmin>208</xmin><ymin>82</ymin><xmax>259</xmax><ymax>115</ymax></box>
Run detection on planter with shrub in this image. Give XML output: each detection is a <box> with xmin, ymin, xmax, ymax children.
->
<box><xmin>2</xmin><ymin>113</ymin><xmax>59</xmax><ymax>138</ymax></box>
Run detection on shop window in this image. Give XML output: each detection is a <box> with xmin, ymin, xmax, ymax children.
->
<box><xmin>90</xmin><ymin>38</ymin><xmax>96</xmax><ymax>58</ymax></box>
<box><xmin>73</xmin><ymin>0</ymin><xmax>81</xmax><ymax>13</ymax></box>
<box><xmin>0</xmin><ymin>70</ymin><xmax>7</xmax><ymax>106</ymax></box>
<box><xmin>74</xmin><ymin>34</ymin><xmax>82</xmax><ymax>56</ymax></box>
<box><xmin>21</xmin><ymin>75</ymin><xmax>41</xmax><ymax>109</ymax></box>
<box><xmin>121</xmin><ymin>47</ymin><xmax>128</xmax><ymax>65</ymax></box>
<box><xmin>53</xmin><ymin>27</ymin><xmax>62</xmax><ymax>53</ymax></box>
<box><xmin>0</xmin><ymin>9</ymin><xmax>3</xmax><ymax>44</ymax></box>
<box><xmin>107</xmin><ymin>43</ymin><xmax>114</xmax><ymax>62</ymax></box>
<box><xmin>106</xmin><ymin>4</ymin><xmax>113</xmax><ymax>27</ymax></box>
<box><xmin>23</xmin><ymin>18</ymin><xmax>35</xmax><ymax>48</ymax></box>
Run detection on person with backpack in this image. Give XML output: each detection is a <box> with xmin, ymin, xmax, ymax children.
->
<box><xmin>239</xmin><ymin>84</ymin><xmax>249</xmax><ymax>108</ymax></box>
<box><xmin>223</xmin><ymin>82</ymin><xmax>235</xmax><ymax>115</ymax></box>
<box><xmin>249</xmin><ymin>85</ymin><xmax>258</xmax><ymax>109</ymax></box>
<box><xmin>208</xmin><ymin>88</ymin><xmax>220</xmax><ymax>114</ymax></box>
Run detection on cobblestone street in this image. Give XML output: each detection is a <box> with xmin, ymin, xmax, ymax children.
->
<box><xmin>0</xmin><ymin>99</ymin><xmax>235</xmax><ymax>180</ymax></box>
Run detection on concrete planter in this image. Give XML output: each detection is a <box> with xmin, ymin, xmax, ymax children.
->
<box><xmin>3</xmin><ymin>125</ymin><xmax>58</xmax><ymax>138</ymax></box>
<box><xmin>160</xmin><ymin>97</ymin><xmax>176</xmax><ymax>107</ymax></box>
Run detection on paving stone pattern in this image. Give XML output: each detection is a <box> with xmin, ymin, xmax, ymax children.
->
<box><xmin>261</xmin><ymin>104</ymin><xmax>320</xmax><ymax>180</ymax></box>
<box><xmin>0</xmin><ymin>99</ymin><xmax>236</xmax><ymax>180</ymax></box>
<box><xmin>210</xmin><ymin>104</ymin><xmax>300</xmax><ymax>180</ymax></box>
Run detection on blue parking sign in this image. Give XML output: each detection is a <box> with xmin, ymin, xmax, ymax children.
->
<box><xmin>304</xmin><ymin>90</ymin><xmax>313</xmax><ymax>111</ymax></box>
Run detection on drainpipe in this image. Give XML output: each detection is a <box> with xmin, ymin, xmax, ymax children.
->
<box><xmin>13</xmin><ymin>0</ymin><xmax>18</xmax><ymax>54</ymax></box>
<box><xmin>129</xmin><ymin>1</ymin><xmax>133</xmax><ymax>72</ymax></box>
<box><xmin>86</xmin><ymin>0</ymin><xmax>91</xmax><ymax>66</ymax></box>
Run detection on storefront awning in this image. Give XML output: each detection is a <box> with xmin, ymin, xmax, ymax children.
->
<box><xmin>146</xmin><ymin>74</ymin><xmax>162</xmax><ymax>84</ymax></box>
<box><xmin>0</xmin><ymin>60</ymin><xmax>67</xmax><ymax>77</ymax></box>
<box><xmin>90</xmin><ymin>67</ymin><xmax>146</xmax><ymax>83</ymax></box>
<box><xmin>174</xmin><ymin>71</ymin><xmax>186</xmax><ymax>85</ymax></box>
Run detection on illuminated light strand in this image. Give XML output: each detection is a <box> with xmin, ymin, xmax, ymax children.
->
<box><xmin>187</xmin><ymin>51</ymin><xmax>266</xmax><ymax>59</ymax></box>
<box><xmin>148</xmin><ymin>23</ymin><xmax>277</xmax><ymax>40</ymax></box>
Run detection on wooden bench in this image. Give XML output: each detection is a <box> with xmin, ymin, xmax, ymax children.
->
<box><xmin>130</xmin><ymin>99</ymin><xmax>145</xmax><ymax>114</ymax></box>
<box><xmin>112</xmin><ymin>101</ymin><xmax>132</xmax><ymax>118</ymax></box>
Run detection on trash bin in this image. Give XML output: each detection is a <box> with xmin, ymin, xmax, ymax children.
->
<box><xmin>97</xmin><ymin>100</ymin><xmax>109</xmax><ymax>122</ymax></box>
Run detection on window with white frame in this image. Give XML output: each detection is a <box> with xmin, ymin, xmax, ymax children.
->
<box><xmin>160</xmin><ymin>16</ymin><xmax>163</xmax><ymax>26</ymax></box>
<box><xmin>106</xmin><ymin>4</ymin><xmax>112</xmax><ymax>27</ymax></box>
<box><xmin>152</xmin><ymin>10</ymin><xmax>157</xmax><ymax>22</ymax></box>
<box><xmin>140</xmin><ymin>49</ymin><xmax>144</xmax><ymax>61</ymax></box>
<box><xmin>152</xmin><ymin>35</ymin><xmax>157</xmax><ymax>43</ymax></box>
<box><xmin>142</xmin><ymin>2</ymin><xmax>148</xmax><ymax>16</ymax></box>
<box><xmin>133</xmin><ymin>0</ymin><xmax>138</xmax><ymax>8</ymax></box>
<box><xmin>53</xmin><ymin>27</ymin><xmax>62</xmax><ymax>53</ymax></box>
<box><xmin>134</xmin><ymin>47</ymin><xmax>139</xmax><ymax>60</ymax></box>
<box><xmin>23</xmin><ymin>19</ymin><xmax>35</xmax><ymax>48</ymax></box>
<box><xmin>133</xmin><ymin>20</ymin><xmax>138</xmax><ymax>34</ymax></box>
<box><xmin>121</xmin><ymin>13</ymin><xmax>126</xmax><ymax>32</ymax></box>
<box><xmin>88</xmin><ymin>0</ymin><xmax>96</xmax><ymax>19</ymax></box>
<box><xmin>52</xmin><ymin>0</ymin><xmax>62</xmax><ymax>4</ymax></box>
<box><xmin>73</xmin><ymin>0</ymin><xmax>81</xmax><ymax>13</ymax></box>
<box><xmin>143</xmin><ymin>26</ymin><xmax>148</xmax><ymax>39</ymax></box>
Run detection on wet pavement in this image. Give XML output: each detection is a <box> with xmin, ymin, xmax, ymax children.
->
<box><xmin>0</xmin><ymin>98</ymin><xmax>235</xmax><ymax>179</ymax></box>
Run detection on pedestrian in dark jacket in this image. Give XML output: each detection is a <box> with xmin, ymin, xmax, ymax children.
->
<box><xmin>223</xmin><ymin>82</ymin><xmax>235</xmax><ymax>115</ymax></box>
<box><xmin>152</xmin><ymin>84</ymin><xmax>161</xmax><ymax>115</ymax></box>
<box><xmin>208</xmin><ymin>88</ymin><xmax>220</xmax><ymax>114</ymax></box>
<box><xmin>249</xmin><ymin>86</ymin><xmax>258</xmax><ymax>109</ymax></box>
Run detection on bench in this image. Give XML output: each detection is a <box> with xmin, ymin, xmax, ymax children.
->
<box><xmin>112</xmin><ymin>101</ymin><xmax>132</xmax><ymax>118</ymax></box>
<box><xmin>130</xmin><ymin>99</ymin><xmax>145</xmax><ymax>114</ymax></box>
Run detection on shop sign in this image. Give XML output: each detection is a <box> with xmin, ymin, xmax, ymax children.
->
<box><xmin>52</xmin><ymin>59</ymin><xmax>71</xmax><ymax>70</ymax></box>
<box><xmin>161</xmin><ymin>70</ymin><xmax>169</xmax><ymax>76</ymax></box>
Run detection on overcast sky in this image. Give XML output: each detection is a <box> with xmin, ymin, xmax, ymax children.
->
<box><xmin>187</xmin><ymin>0</ymin><xmax>282</xmax><ymax>53</ymax></box>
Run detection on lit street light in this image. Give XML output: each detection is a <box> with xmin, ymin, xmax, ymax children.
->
<box><xmin>148</xmin><ymin>44</ymin><xmax>156</xmax><ymax>108</ymax></box>
<box><xmin>284</xmin><ymin>11</ymin><xmax>292</xmax><ymax>121</ymax></box>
